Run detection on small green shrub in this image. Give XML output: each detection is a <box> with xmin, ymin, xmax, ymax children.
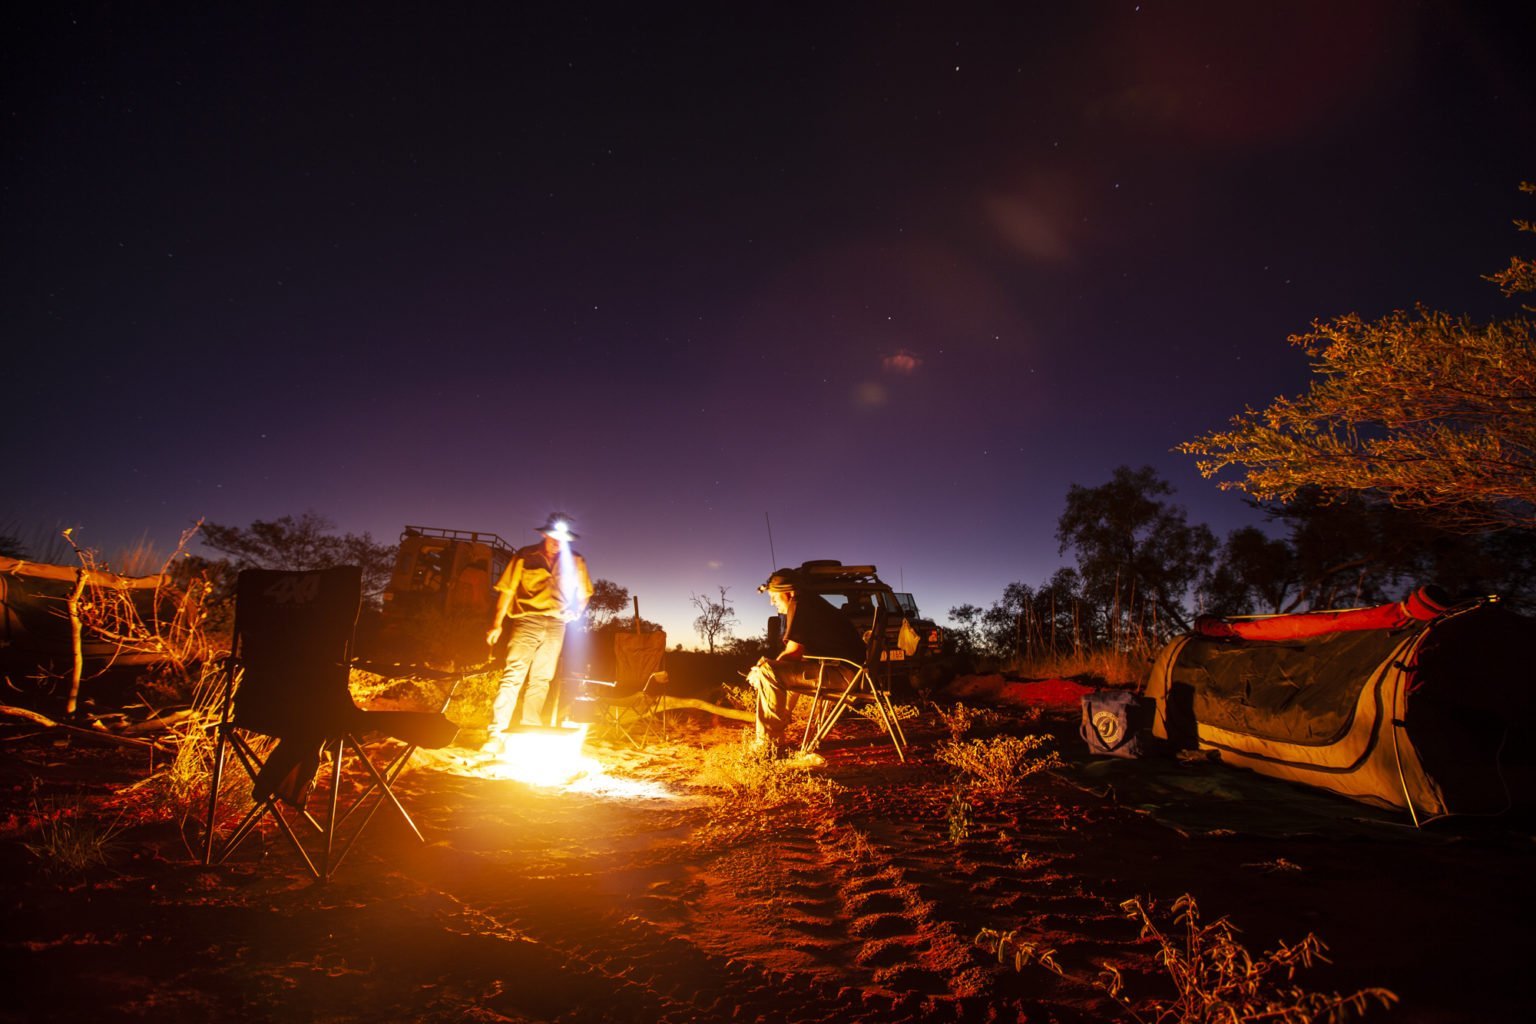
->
<box><xmin>946</xmin><ymin>786</ymin><xmax>975</xmax><ymax>845</ymax></box>
<box><xmin>977</xmin><ymin>893</ymin><xmax>1399</xmax><ymax>1024</ymax></box>
<box><xmin>1117</xmin><ymin>894</ymin><xmax>1399</xmax><ymax>1023</ymax></box>
<box><xmin>932</xmin><ymin>701</ymin><xmax>1016</xmax><ymax>740</ymax></box>
<box><xmin>935</xmin><ymin>734</ymin><xmax>1062</xmax><ymax>798</ymax></box>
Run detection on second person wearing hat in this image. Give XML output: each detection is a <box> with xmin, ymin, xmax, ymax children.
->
<box><xmin>745</xmin><ymin>568</ymin><xmax>864</xmax><ymax>755</ymax></box>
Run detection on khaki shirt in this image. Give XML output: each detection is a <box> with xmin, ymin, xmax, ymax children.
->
<box><xmin>494</xmin><ymin>543</ymin><xmax>593</xmax><ymax>619</ymax></box>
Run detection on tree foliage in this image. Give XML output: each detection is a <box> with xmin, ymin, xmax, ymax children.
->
<box><xmin>955</xmin><ymin>569</ymin><xmax>1096</xmax><ymax>661</ymax></box>
<box><xmin>584</xmin><ymin>578</ymin><xmax>630</xmax><ymax>632</ymax></box>
<box><xmin>1265</xmin><ymin>490</ymin><xmax>1536</xmax><ymax>611</ymax></box>
<box><xmin>200</xmin><ymin>511</ymin><xmax>397</xmax><ymax>600</ymax></box>
<box><xmin>1181</xmin><ymin>184</ymin><xmax>1536</xmax><ymax>532</ymax></box>
<box><xmin>946</xmin><ymin>603</ymin><xmax>984</xmax><ymax>657</ymax></box>
<box><xmin>1200</xmin><ymin>525</ymin><xmax>1299</xmax><ymax>615</ymax></box>
<box><xmin>1057</xmin><ymin>466</ymin><xmax>1215</xmax><ymax>635</ymax></box>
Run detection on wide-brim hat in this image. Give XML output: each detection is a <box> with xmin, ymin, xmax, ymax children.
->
<box><xmin>758</xmin><ymin>568</ymin><xmax>798</xmax><ymax>593</ymax></box>
<box><xmin>537</xmin><ymin>513</ymin><xmax>578</xmax><ymax>542</ymax></box>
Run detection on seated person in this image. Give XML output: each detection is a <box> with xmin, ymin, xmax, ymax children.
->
<box><xmin>745</xmin><ymin>569</ymin><xmax>865</xmax><ymax>753</ymax></box>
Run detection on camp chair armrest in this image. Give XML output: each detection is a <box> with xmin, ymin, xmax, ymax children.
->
<box><xmin>801</xmin><ymin>655</ymin><xmax>863</xmax><ymax>671</ymax></box>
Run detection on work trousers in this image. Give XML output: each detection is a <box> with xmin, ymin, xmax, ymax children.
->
<box><xmin>491</xmin><ymin>614</ymin><xmax>567</xmax><ymax>731</ymax></box>
<box><xmin>745</xmin><ymin>657</ymin><xmax>850</xmax><ymax>744</ymax></box>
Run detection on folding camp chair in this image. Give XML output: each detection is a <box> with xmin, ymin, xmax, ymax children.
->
<box><xmin>202</xmin><ymin>566</ymin><xmax>458</xmax><ymax>880</ymax></box>
<box><xmin>587</xmin><ymin>630</ymin><xmax>669</xmax><ymax>748</ymax></box>
<box><xmin>795</xmin><ymin>607</ymin><xmax>908</xmax><ymax>761</ymax></box>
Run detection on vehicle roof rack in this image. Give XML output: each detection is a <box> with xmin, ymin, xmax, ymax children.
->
<box><xmin>798</xmin><ymin>560</ymin><xmax>880</xmax><ymax>580</ymax></box>
<box><xmin>400</xmin><ymin>525</ymin><xmax>514</xmax><ymax>551</ymax></box>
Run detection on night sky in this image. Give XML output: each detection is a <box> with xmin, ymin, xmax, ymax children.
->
<box><xmin>6</xmin><ymin>2</ymin><xmax>1534</xmax><ymax>644</ymax></box>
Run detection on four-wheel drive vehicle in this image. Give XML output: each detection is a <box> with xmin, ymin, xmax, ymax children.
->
<box><xmin>765</xmin><ymin>560</ymin><xmax>945</xmax><ymax>677</ymax></box>
<box><xmin>375</xmin><ymin>526</ymin><xmax>515</xmax><ymax>666</ymax></box>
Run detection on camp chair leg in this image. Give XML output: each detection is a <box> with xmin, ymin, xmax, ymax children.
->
<box><xmin>202</xmin><ymin>723</ymin><xmax>230</xmax><ymax>866</ymax></box>
<box><xmin>336</xmin><ymin>740</ymin><xmax>417</xmax><ymax>831</ymax></box>
<box><xmin>214</xmin><ymin>801</ymin><xmax>267</xmax><ymax>863</ymax></box>
<box><xmin>802</xmin><ymin>670</ymin><xmax>862</xmax><ymax>753</ymax></box>
<box><xmin>795</xmin><ymin>662</ymin><xmax>907</xmax><ymax>762</ymax></box>
<box><xmin>640</xmin><ymin>695</ymin><xmax>668</xmax><ymax>746</ymax></box>
<box><xmin>798</xmin><ymin>693</ymin><xmax>821</xmax><ymax>753</ymax></box>
<box><xmin>210</xmin><ymin>786</ymin><xmax>325</xmax><ymax>879</ymax></box>
<box><xmin>325</xmin><ymin>735</ymin><xmax>429</xmax><ymax>877</ymax></box>
<box><xmin>204</xmin><ymin>726</ymin><xmax>290</xmax><ymax>870</ymax></box>
<box><xmin>319</xmin><ymin>738</ymin><xmax>344</xmax><ymax>879</ymax></box>
<box><xmin>592</xmin><ymin>693</ymin><xmax>653</xmax><ymax>750</ymax></box>
<box><xmin>868</xmin><ymin>686</ymin><xmax>907</xmax><ymax>762</ymax></box>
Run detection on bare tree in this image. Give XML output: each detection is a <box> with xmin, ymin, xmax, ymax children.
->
<box><xmin>690</xmin><ymin>586</ymin><xmax>737</xmax><ymax>654</ymax></box>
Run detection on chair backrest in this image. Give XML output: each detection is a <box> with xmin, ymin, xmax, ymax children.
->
<box><xmin>232</xmin><ymin>566</ymin><xmax>362</xmax><ymax>737</ymax></box>
<box><xmin>613</xmin><ymin>630</ymin><xmax>667</xmax><ymax>689</ymax></box>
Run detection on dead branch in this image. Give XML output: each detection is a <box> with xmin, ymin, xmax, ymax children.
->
<box><xmin>0</xmin><ymin>703</ymin><xmax>173</xmax><ymax>751</ymax></box>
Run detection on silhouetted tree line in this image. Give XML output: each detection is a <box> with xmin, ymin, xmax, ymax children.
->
<box><xmin>950</xmin><ymin>466</ymin><xmax>1536</xmax><ymax>663</ymax></box>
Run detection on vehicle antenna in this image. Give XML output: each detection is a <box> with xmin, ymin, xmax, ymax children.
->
<box><xmin>765</xmin><ymin>512</ymin><xmax>777</xmax><ymax>573</ymax></box>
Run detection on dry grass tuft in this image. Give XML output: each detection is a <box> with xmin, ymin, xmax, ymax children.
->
<box><xmin>23</xmin><ymin>790</ymin><xmax>124</xmax><ymax>876</ymax></box>
<box><xmin>435</xmin><ymin>666</ymin><xmax>501</xmax><ymax>728</ymax></box>
<box><xmin>1012</xmin><ymin>647</ymin><xmax>1152</xmax><ymax>688</ymax></box>
<box><xmin>692</xmin><ymin>731</ymin><xmax>841</xmax><ymax>809</ymax></box>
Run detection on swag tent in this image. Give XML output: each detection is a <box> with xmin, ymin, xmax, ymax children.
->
<box><xmin>1144</xmin><ymin>588</ymin><xmax>1535</xmax><ymax>823</ymax></box>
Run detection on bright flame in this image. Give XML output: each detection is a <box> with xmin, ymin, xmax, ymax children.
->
<box><xmin>464</xmin><ymin>727</ymin><xmax>679</xmax><ymax>800</ymax></box>
<box><xmin>484</xmin><ymin>726</ymin><xmax>598</xmax><ymax>787</ymax></box>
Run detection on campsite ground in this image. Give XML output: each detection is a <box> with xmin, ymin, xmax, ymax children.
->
<box><xmin>1</xmin><ymin>676</ymin><xmax>1529</xmax><ymax>1024</ymax></box>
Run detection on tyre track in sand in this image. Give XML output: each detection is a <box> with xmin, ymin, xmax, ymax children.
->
<box><xmin>399</xmin><ymin>773</ymin><xmax>931</xmax><ymax>1022</ymax></box>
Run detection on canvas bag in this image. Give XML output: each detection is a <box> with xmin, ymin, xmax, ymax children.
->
<box><xmin>1080</xmin><ymin>689</ymin><xmax>1153</xmax><ymax>758</ymax></box>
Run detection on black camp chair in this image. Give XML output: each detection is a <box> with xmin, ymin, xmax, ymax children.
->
<box><xmin>585</xmin><ymin>630</ymin><xmax>670</xmax><ymax>748</ymax></box>
<box><xmin>793</xmin><ymin>607</ymin><xmax>908</xmax><ymax>761</ymax></box>
<box><xmin>201</xmin><ymin>566</ymin><xmax>458</xmax><ymax>880</ymax></box>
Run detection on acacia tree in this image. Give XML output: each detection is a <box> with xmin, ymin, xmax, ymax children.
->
<box><xmin>946</xmin><ymin>603</ymin><xmax>984</xmax><ymax>658</ymax></box>
<box><xmin>976</xmin><ymin>582</ymin><xmax>1030</xmax><ymax>660</ymax></box>
<box><xmin>1201</xmin><ymin>525</ymin><xmax>1300</xmax><ymax>615</ymax></box>
<box><xmin>690</xmin><ymin>586</ymin><xmax>737</xmax><ymax>653</ymax></box>
<box><xmin>200</xmin><ymin>511</ymin><xmax>396</xmax><ymax>600</ymax></box>
<box><xmin>1180</xmin><ymin>184</ymin><xmax>1536</xmax><ymax>532</ymax></box>
<box><xmin>1057</xmin><ymin>466</ymin><xmax>1216</xmax><ymax>637</ymax></box>
<box><xmin>586</xmin><ymin>579</ymin><xmax>664</xmax><ymax>635</ymax></box>
<box><xmin>583</xmin><ymin>579</ymin><xmax>630</xmax><ymax>632</ymax></box>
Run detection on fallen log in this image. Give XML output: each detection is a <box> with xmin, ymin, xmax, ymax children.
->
<box><xmin>0</xmin><ymin>703</ymin><xmax>175</xmax><ymax>751</ymax></box>
<box><xmin>652</xmin><ymin>695</ymin><xmax>753</xmax><ymax>723</ymax></box>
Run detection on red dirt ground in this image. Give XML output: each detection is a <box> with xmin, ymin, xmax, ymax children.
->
<box><xmin>2</xmin><ymin>677</ymin><xmax>1529</xmax><ymax>1023</ymax></box>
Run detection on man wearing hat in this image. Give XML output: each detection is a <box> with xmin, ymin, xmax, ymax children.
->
<box><xmin>746</xmin><ymin>569</ymin><xmax>864</xmax><ymax>754</ymax></box>
<box><xmin>483</xmin><ymin>513</ymin><xmax>594</xmax><ymax>751</ymax></box>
